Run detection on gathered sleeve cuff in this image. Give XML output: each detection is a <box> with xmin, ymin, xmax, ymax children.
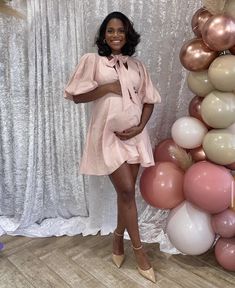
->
<box><xmin>137</xmin><ymin>60</ymin><xmax>161</xmax><ymax>104</ymax></box>
<box><xmin>64</xmin><ymin>53</ymin><xmax>98</xmax><ymax>101</ymax></box>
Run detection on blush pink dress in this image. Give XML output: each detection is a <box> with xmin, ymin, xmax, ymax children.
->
<box><xmin>64</xmin><ymin>53</ymin><xmax>161</xmax><ymax>175</ymax></box>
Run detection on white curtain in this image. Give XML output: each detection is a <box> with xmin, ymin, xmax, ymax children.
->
<box><xmin>0</xmin><ymin>0</ymin><xmax>202</xmax><ymax>253</ymax></box>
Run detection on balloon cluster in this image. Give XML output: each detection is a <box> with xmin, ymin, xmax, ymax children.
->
<box><xmin>140</xmin><ymin>0</ymin><xmax>235</xmax><ymax>271</ymax></box>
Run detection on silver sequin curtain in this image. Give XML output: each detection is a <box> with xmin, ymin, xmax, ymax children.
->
<box><xmin>0</xmin><ymin>0</ymin><xmax>201</xmax><ymax>252</ymax></box>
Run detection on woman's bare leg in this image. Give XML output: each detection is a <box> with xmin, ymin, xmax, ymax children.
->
<box><xmin>112</xmin><ymin>163</ymin><xmax>140</xmax><ymax>255</ymax></box>
<box><xmin>110</xmin><ymin>162</ymin><xmax>150</xmax><ymax>270</ymax></box>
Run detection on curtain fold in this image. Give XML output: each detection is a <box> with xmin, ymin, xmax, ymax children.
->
<box><xmin>0</xmin><ymin>0</ymin><xmax>202</xmax><ymax>254</ymax></box>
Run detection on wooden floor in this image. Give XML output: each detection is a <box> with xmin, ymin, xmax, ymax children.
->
<box><xmin>0</xmin><ymin>234</ymin><xmax>234</xmax><ymax>288</ymax></box>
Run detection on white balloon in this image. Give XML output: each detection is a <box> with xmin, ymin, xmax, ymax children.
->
<box><xmin>166</xmin><ymin>201</ymin><xmax>215</xmax><ymax>255</ymax></box>
<box><xmin>171</xmin><ymin>116</ymin><xmax>208</xmax><ymax>149</ymax></box>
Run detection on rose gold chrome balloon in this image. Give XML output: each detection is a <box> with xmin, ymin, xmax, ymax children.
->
<box><xmin>188</xmin><ymin>95</ymin><xmax>204</xmax><ymax>121</ymax></box>
<box><xmin>189</xmin><ymin>146</ymin><xmax>207</xmax><ymax>162</ymax></box>
<box><xmin>180</xmin><ymin>38</ymin><xmax>219</xmax><ymax>71</ymax></box>
<box><xmin>230</xmin><ymin>45</ymin><xmax>235</xmax><ymax>55</ymax></box>
<box><xmin>191</xmin><ymin>7</ymin><xmax>212</xmax><ymax>38</ymax></box>
<box><xmin>202</xmin><ymin>14</ymin><xmax>235</xmax><ymax>51</ymax></box>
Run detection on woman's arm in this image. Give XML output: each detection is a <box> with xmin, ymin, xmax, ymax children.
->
<box><xmin>73</xmin><ymin>81</ymin><xmax>121</xmax><ymax>103</ymax></box>
<box><xmin>115</xmin><ymin>103</ymin><xmax>154</xmax><ymax>140</ymax></box>
<box><xmin>138</xmin><ymin>103</ymin><xmax>154</xmax><ymax>131</ymax></box>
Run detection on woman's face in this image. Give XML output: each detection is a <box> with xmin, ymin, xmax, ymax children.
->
<box><xmin>105</xmin><ymin>18</ymin><xmax>126</xmax><ymax>55</ymax></box>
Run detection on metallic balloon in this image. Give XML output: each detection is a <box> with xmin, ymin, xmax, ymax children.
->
<box><xmin>191</xmin><ymin>7</ymin><xmax>212</xmax><ymax>38</ymax></box>
<box><xmin>179</xmin><ymin>38</ymin><xmax>219</xmax><ymax>71</ymax></box>
<box><xmin>202</xmin><ymin>14</ymin><xmax>235</xmax><ymax>51</ymax></box>
<box><xmin>187</xmin><ymin>70</ymin><xmax>214</xmax><ymax>97</ymax></box>
<box><xmin>208</xmin><ymin>55</ymin><xmax>235</xmax><ymax>92</ymax></box>
<box><xmin>230</xmin><ymin>45</ymin><xmax>235</xmax><ymax>55</ymax></box>
<box><xmin>188</xmin><ymin>95</ymin><xmax>204</xmax><ymax>122</ymax></box>
<box><xmin>189</xmin><ymin>146</ymin><xmax>207</xmax><ymax>162</ymax></box>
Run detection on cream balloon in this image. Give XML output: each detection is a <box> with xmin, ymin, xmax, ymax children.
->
<box><xmin>187</xmin><ymin>70</ymin><xmax>214</xmax><ymax>97</ymax></box>
<box><xmin>203</xmin><ymin>129</ymin><xmax>235</xmax><ymax>165</ymax></box>
<box><xmin>171</xmin><ymin>116</ymin><xmax>208</xmax><ymax>149</ymax></box>
<box><xmin>228</xmin><ymin>122</ymin><xmax>235</xmax><ymax>134</ymax></box>
<box><xmin>224</xmin><ymin>0</ymin><xmax>235</xmax><ymax>20</ymax></box>
<box><xmin>201</xmin><ymin>90</ymin><xmax>235</xmax><ymax>128</ymax></box>
<box><xmin>208</xmin><ymin>55</ymin><xmax>235</xmax><ymax>92</ymax></box>
<box><xmin>166</xmin><ymin>201</ymin><xmax>215</xmax><ymax>255</ymax></box>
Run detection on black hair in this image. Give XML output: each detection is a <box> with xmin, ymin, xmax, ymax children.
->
<box><xmin>95</xmin><ymin>11</ymin><xmax>140</xmax><ymax>56</ymax></box>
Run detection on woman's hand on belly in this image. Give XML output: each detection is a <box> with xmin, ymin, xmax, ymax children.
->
<box><xmin>108</xmin><ymin>80</ymin><xmax>122</xmax><ymax>96</ymax></box>
<box><xmin>114</xmin><ymin>125</ymin><xmax>143</xmax><ymax>141</ymax></box>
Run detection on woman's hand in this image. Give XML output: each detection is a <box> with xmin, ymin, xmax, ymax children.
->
<box><xmin>114</xmin><ymin>125</ymin><xmax>143</xmax><ymax>141</ymax></box>
<box><xmin>109</xmin><ymin>80</ymin><xmax>122</xmax><ymax>95</ymax></box>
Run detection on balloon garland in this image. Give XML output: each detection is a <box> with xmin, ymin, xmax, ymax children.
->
<box><xmin>140</xmin><ymin>0</ymin><xmax>235</xmax><ymax>271</ymax></box>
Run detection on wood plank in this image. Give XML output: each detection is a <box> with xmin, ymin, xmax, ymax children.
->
<box><xmin>0</xmin><ymin>258</ymin><xmax>34</xmax><ymax>288</ymax></box>
<box><xmin>172</xmin><ymin>252</ymin><xmax>235</xmax><ymax>288</ymax></box>
<box><xmin>8</xmin><ymin>249</ymin><xmax>71</xmax><ymax>288</ymax></box>
<box><xmin>40</xmin><ymin>249</ymin><xmax>106</xmax><ymax>288</ymax></box>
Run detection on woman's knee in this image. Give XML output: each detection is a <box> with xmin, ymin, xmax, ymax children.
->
<box><xmin>118</xmin><ymin>185</ymin><xmax>135</xmax><ymax>204</ymax></box>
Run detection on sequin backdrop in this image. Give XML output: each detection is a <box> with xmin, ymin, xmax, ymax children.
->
<box><xmin>0</xmin><ymin>0</ymin><xmax>201</xmax><ymax>252</ymax></box>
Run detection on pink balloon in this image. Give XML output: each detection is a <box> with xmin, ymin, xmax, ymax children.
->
<box><xmin>184</xmin><ymin>161</ymin><xmax>233</xmax><ymax>214</ymax></box>
<box><xmin>140</xmin><ymin>162</ymin><xmax>185</xmax><ymax>209</ymax></box>
<box><xmin>215</xmin><ymin>237</ymin><xmax>235</xmax><ymax>271</ymax></box>
<box><xmin>202</xmin><ymin>15</ymin><xmax>235</xmax><ymax>51</ymax></box>
<box><xmin>191</xmin><ymin>7</ymin><xmax>212</xmax><ymax>38</ymax></box>
<box><xmin>212</xmin><ymin>209</ymin><xmax>235</xmax><ymax>238</ymax></box>
<box><xmin>154</xmin><ymin>138</ymin><xmax>185</xmax><ymax>167</ymax></box>
<box><xmin>179</xmin><ymin>38</ymin><xmax>219</xmax><ymax>71</ymax></box>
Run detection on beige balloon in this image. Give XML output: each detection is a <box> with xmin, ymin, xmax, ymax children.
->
<box><xmin>224</xmin><ymin>0</ymin><xmax>235</xmax><ymax>20</ymax></box>
<box><xmin>203</xmin><ymin>129</ymin><xmax>235</xmax><ymax>165</ymax></box>
<box><xmin>208</xmin><ymin>55</ymin><xmax>235</xmax><ymax>92</ymax></box>
<box><xmin>187</xmin><ymin>70</ymin><xmax>214</xmax><ymax>97</ymax></box>
<box><xmin>201</xmin><ymin>90</ymin><xmax>235</xmax><ymax>128</ymax></box>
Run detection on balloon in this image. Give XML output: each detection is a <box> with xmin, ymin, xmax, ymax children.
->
<box><xmin>191</xmin><ymin>7</ymin><xmax>212</xmax><ymax>37</ymax></box>
<box><xmin>140</xmin><ymin>162</ymin><xmax>185</xmax><ymax>209</ymax></box>
<box><xmin>166</xmin><ymin>201</ymin><xmax>215</xmax><ymax>255</ymax></box>
<box><xmin>171</xmin><ymin>116</ymin><xmax>208</xmax><ymax>149</ymax></box>
<box><xmin>179</xmin><ymin>38</ymin><xmax>219</xmax><ymax>71</ymax></box>
<box><xmin>230</xmin><ymin>45</ymin><xmax>235</xmax><ymax>55</ymax></box>
<box><xmin>227</xmin><ymin>122</ymin><xmax>235</xmax><ymax>134</ymax></box>
<box><xmin>187</xmin><ymin>70</ymin><xmax>214</xmax><ymax>97</ymax></box>
<box><xmin>203</xmin><ymin>129</ymin><xmax>235</xmax><ymax>165</ymax></box>
<box><xmin>202</xmin><ymin>15</ymin><xmax>235</xmax><ymax>51</ymax></box>
<box><xmin>153</xmin><ymin>138</ymin><xmax>184</xmax><ymax>167</ymax></box>
<box><xmin>184</xmin><ymin>161</ymin><xmax>233</xmax><ymax>214</ymax></box>
<box><xmin>201</xmin><ymin>90</ymin><xmax>235</xmax><ymax>128</ymax></box>
<box><xmin>224</xmin><ymin>0</ymin><xmax>235</xmax><ymax>20</ymax></box>
<box><xmin>226</xmin><ymin>162</ymin><xmax>235</xmax><ymax>170</ymax></box>
<box><xmin>212</xmin><ymin>209</ymin><xmax>235</xmax><ymax>238</ymax></box>
<box><xmin>208</xmin><ymin>55</ymin><xmax>235</xmax><ymax>92</ymax></box>
<box><xmin>215</xmin><ymin>238</ymin><xmax>235</xmax><ymax>271</ymax></box>
<box><xmin>189</xmin><ymin>146</ymin><xmax>207</xmax><ymax>162</ymax></box>
<box><xmin>188</xmin><ymin>95</ymin><xmax>204</xmax><ymax>121</ymax></box>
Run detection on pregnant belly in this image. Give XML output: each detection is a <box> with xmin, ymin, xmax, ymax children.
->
<box><xmin>107</xmin><ymin>94</ymin><xmax>142</xmax><ymax>132</ymax></box>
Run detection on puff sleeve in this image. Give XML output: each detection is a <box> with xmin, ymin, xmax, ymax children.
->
<box><xmin>137</xmin><ymin>61</ymin><xmax>161</xmax><ymax>104</ymax></box>
<box><xmin>64</xmin><ymin>53</ymin><xmax>98</xmax><ymax>101</ymax></box>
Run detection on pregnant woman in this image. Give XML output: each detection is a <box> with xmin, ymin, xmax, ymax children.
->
<box><xmin>64</xmin><ymin>11</ymin><xmax>161</xmax><ymax>283</ymax></box>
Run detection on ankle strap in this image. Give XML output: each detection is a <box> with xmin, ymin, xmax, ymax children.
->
<box><xmin>132</xmin><ymin>245</ymin><xmax>143</xmax><ymax>250</ymax></box>
<box><xmin>114</xmin><ymin>230</ymin><xmax>124</xmax><ymax>237</ymax></box>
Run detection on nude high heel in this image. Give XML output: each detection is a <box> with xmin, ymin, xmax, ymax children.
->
<box><xmin>112</xmin><ymin>230</ymin><xmax>125</xmax><ymax>268</ymax></box>
<box><xmin>133</xmin><ymin>245</ymin><xmax>156</xmax><ymax>283</ymax></box>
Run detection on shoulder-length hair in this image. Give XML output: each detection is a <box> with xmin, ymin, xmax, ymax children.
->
<box><xmin>95</xmin><ymin>11</ymin><xmax>140</xmax><ymax>56</ymax></box>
